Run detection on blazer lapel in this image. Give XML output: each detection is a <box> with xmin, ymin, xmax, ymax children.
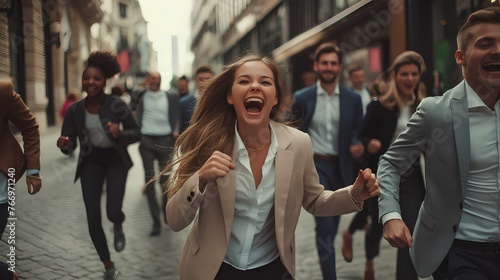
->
<box><xmin>450</xmin><ymin>81</ymin><xmax>470</xmax><ymax>197</ymax></box>
<box><xmin>217</xmin><ymin>169</ymin><xmax>236</xmax><ymax>243</ymax></box>
<box><xmin>271</xmin><ymin>122</ymin><xmax>293</xmax><ymax>240</ymax></box>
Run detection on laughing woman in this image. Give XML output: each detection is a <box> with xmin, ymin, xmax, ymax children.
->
<box><xmin>56</xmin><ymin>51</ymin><xmax>140</xmax><ymax>280</ymax></box>
<box><xmin>164</xmin><ymin>54</ymin><xmax>380</xmax><ymax>280</ymax></box>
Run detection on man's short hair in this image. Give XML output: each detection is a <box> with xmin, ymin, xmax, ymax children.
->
<box><xmin>195</xmin><ymin>66</ymin><xmax>214</xmax><ymax>76</ymax></box>
<box><xmin>457</xmin><ymin>6</ymin><xmax>500</xmax><ymax>51</ymax></box>
<box><xmin>313</xmin><ymin>42</ymin><xmax>343</xmax><ymax>64</ymax></box>
<box><xmin>179</xmin><ymin>75</ymin><xmax>188</xmax><ymax>82</ymax></box>
<box><xmin>347</xmin><ymin>64</ymin><xmax>363</xmax><ymax>76</ymax></box>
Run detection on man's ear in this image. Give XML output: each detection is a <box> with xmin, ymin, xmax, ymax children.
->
<box><xmin>455</xmin><ymin>50</ymin><xmax>465</xmax><ymax>65</ymax></box>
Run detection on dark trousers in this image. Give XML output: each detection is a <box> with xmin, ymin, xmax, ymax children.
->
<box><xmin>397</xmin><ymin>164</ymin><xmax>425</xmax><ymax>280</ymax></box>
<box><xmin>348</xmin><ymin>158</ymin><xmax>370</xmax><ymax>236</ymax></box>
<box><xmin>347</xmin><ymin>158</ymin><xmax>383</xmax><ymax>260</ymax></box>
<box><xmin>80</xmin><ymin>147</ymin><xmax>128</xmax><ymax>262</ymax></box>
<box><xmin>313</xmin><ymin>157</ymin><xmax>344</xmax><ymax>280</ymax></box>
<box><xmin>0</xmin><ymin>204</ymin><xmax>15</xmax><ymax>278</ymax></box>
<box><xmin>215</xmin><ymin>258</ymin><xmax>292</xmax><ymax>280</ymax></box>
<box><xmin>442</xmin><ymin>240</ymin><xmax>500</xmax><ymax>280</ymax></box>
<box><xmin>347</xmin><ymin>205</ymin><xmax>369</xmax><ymax>234</ymax></box>
<box><xmin>347</xmin><ymin>197</ymin><xmax>384</xmax><ymax>260</ymax></box>
<box><xmin>139</xmin><ymin>135</ymin><xmax>174</xmax><ymax>226</ymax></box>
<box><xmin>0</xmin><ymin>203</ymin><xmax>8</xmax><ymax>238</ymax></box>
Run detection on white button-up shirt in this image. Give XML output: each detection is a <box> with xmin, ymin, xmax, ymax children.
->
<box><xmin>309</xmin><ymin>81</ymin><xmax>340</xmax><ymax>155</ymax></box>
<box><xmin>223</xmin><ymin>123</ymin><xmax>280</xmax><ymax>270</ymax></box>
<box><xmin>456</xmin><ymin>82</ymin><xmax>500</xmax><ymax>242</ymax></box>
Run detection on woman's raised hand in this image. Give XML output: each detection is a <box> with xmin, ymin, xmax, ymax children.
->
<box><xmin>350</xmin><ymin>168</ymin><xmax>379</xmax><ymax>202</ymax></box>
<box><xmin>198</xmin><ymin>151</ymin><xmax>235</xmax><ymax>192</ymax></box>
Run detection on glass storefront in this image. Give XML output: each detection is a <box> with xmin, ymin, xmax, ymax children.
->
<box><xmin>431</xmin><ymin>0</ymin><xmax>500</xmax><ymax>92</ymax></box>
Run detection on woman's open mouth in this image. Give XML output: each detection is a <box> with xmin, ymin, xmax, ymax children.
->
<box><xmin>244</xmin><ymin>97</ymin><xmax>264</xmax><ymax>113</ymax></box>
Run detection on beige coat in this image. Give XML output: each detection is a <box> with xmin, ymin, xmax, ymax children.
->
<box><xmin>167</xmin><ymin>121</ymin><xmax>362</xmax><ymax>280</ymax></box>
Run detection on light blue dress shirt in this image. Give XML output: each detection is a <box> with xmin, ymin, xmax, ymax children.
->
<box><xmin>309</xmin><ymin>81</ymin><xmax>340</xmax><ymax>155</ymax></box>
<box><xmin>141</xmin><ymin>90</ymin><xmax>171</xmax><ymax>136</ymax></box>
<box><xmin>455</xmin><ymin>82</ymin><xmax>500</xmax><ymax>242</ymax></box>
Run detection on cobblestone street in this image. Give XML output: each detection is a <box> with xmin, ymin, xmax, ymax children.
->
<box><xmin>0</xmin><ymin>127</ymin><xmax>409</xmax><ymax>279</ymax></box>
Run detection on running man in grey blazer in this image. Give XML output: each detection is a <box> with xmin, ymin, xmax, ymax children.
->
<box><xmin>377</xmin><ymin>6</ymin><xmax>500</xmax><ymax>280</ymax></box>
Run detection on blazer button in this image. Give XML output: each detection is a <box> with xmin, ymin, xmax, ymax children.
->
<box><xmin>190</xmin><ymin>191</ymin><xmax>195</xmax><ymax>197</ymax></box>
<box><xmin>459</xmin><ymin>202</ymin><xmax>463</xmax><ymax>209</ymax></box>
<box><xmin>187</xmin><ymin>196</ymin><xmax>192</xmax><ymax>202</ymax></box>
<box><xmin>452</xmin><ymin>225</ymin><xmax>457</xmax><ymax>232</ymax></box>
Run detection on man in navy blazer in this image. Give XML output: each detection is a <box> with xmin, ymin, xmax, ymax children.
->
<box><xmin>178</xmin><ymin>66</ymin><xmax>214</xmax><ymax>135</ymax></box>
<box><xmin>293</xmin><ymin>42</ymin><xmax>364</xmax><ymax>280</ymax></box>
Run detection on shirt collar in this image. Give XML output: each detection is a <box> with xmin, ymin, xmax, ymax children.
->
<box><xmin>465</xmin><ymin>81</ymin><xmax>490</xmax><ymax>110</ymax></box>
<box><xmin>316</xmin><ymin>80</ymin><xmax>340</xmax><ymax>96</ymax></box>
<box><xmin>235</xmin><ymin>121</ymin><xmax>278</xmax><ymax>156</ymax></box>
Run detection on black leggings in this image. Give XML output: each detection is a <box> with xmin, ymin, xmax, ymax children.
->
<box><xmin>347</xmin><ymin>196</ymin><xmax>383</xmax><ymax>260</ymax></box>
<box><xmin>0</xmin><ymin>203</ymin><xmax>8</xmax><ymax>239</ymax></box>
<box><xmin>80</xmin><ymin>147</ymin><xmax>128</xmax><ymax>262</ymax></box>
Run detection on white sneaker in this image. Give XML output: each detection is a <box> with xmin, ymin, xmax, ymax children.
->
<box><xmin>104</xmin><ymin>268</ymin><xmax>119</xmax><ymax>280</ymax></box>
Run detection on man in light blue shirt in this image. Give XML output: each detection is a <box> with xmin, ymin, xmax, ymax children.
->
<box><xmin>292</xmin><ymin>43</ymin><xmax>364</xmax><ymax>280</ymax></box>
<box><xmin>130</xmin><ymin>71</ymin><xmax>179</xmax><ymax>236</ymax></box>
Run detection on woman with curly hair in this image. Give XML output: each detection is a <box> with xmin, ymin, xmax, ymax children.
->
<box><xmin>56</xmin><ymin>51</ymin><xmax>140</xmax><ymax>279</ymax></box>
<box><xmin>163</xmin><ymin>54</ymin><xmax>379</xmax><ymax>280</ymax></box>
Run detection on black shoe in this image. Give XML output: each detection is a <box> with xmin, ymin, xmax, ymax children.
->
<box><xmin>113</xmin><ymin>226</ymin><xmax>125</xmax><ymax>252</ymax></box>
<box><xmin>150</xmin><ymin>223</ymin><xmax>161</xmax><ymax>236</ymax></box>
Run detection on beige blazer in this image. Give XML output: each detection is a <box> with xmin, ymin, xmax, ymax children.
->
<box><xmin>0</xmin><ymin>82</ymin><xmax>40</xmax><ymax>181</ymax></box>
<box><xmin>167</xmin><ymin>121</ymin><xmax>362</xmax><ymax>280</ymax></box>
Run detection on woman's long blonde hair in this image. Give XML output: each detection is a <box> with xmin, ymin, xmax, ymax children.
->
<box><xmin>372</xmin><ymin>51</ymin><xmax>427</xmax><ymax>114</ymax></box>
<box><xmin>164</xmin><ymin>54</ymin><xmax>291</xmax><ymax>197</ymax></box>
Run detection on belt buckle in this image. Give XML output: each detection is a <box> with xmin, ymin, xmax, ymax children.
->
<box><xmin>496</xmin><ymin>243</ymin><xmax>500</xmax><ymax>253</ymax></box>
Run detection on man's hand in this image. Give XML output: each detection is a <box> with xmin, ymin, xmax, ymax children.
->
<box><xmin>383</xmin><ymin>219</ymin><xmax>413</xmax><ymax>248</ymax></box>
<box><xmin>26</xmin><ymin>174</ymin><xmax>42</xmax><ymax>194</ymax></box>
<box><xmin>350</xmin><ymin>168</ymin><xmax>379</xmax><ymax>201</ymax></box>
<box><xmin>367</xmin><ymin>139</ymin><xmax>382</xmax><ymax>155</ymax></box>
<box><xmin>350</xmin><ymin>144</ymin><xmax>365</xmax><ymax>158</ymax></box>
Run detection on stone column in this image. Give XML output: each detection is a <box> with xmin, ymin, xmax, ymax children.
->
<box><xmin>0</xmin><ymin>12</ymin><xmax>10</xmax><ymax>79</ymax></box>
<box><xmin>22</xmin><ymin>0</ymin><xmax>48</xmax><ymax>133</ymax></box>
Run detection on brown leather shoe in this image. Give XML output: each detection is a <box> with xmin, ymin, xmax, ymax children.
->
<box><xmin>341</xmin><ymin>230</ymin><xmax>353</xmax><ymax>262</ymax></box>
